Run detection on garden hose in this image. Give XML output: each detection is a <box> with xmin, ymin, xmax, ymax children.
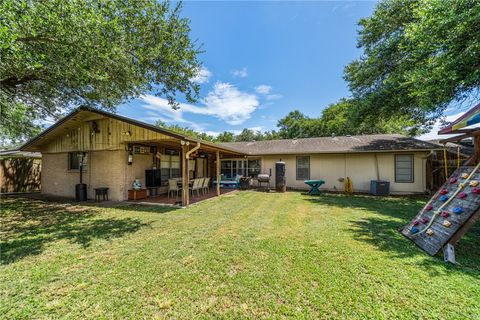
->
<box><xmin>344</xmin><ymin>177</ymin><xmax>353</xmax><ymax>194</ymax></box>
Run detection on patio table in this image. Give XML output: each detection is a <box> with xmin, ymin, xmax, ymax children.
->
<box><xmin>304</xmin><ymin>179</ymin><xmax>325</xmax><ymax>195</ymax></box>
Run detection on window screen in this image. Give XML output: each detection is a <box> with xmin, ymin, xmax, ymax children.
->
<box><xmin>296</xmin><ymin>156</ymin><xmax>310</xmax><ymax>180</ymax></box>
<box><xmin>68</xmin><ymin>152</ymin><xmax>87</xmax><ymax>170</ymax></box>
<box><xmin>395</xmin><ymin>154</ymin><xmax>414</xmax><ymax>182</ymax></box>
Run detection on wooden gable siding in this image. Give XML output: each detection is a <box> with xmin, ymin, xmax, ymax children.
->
<box><xmin>41</xmin><ymin>117</ymin><xmax>174</xmax><ymax>153</ymax></box>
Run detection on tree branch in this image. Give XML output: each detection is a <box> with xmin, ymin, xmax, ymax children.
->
<box><xmin>0</xmin><ymin>75</ymin><xmax>39</xmax><ymax>90</ymax></box>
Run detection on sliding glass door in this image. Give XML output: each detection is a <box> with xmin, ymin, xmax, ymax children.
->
<box><xmin>220</xmin><ymin>159</ymin><xmax>261</xmax><ymax>180</ymax></box>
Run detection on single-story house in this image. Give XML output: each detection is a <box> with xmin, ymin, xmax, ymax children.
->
<box><xmin>20</xmin><ymin>107</ymin><xmax>439</xmax><ymax>205</ymax></box>
<box><xmin>222</xmin><ymin>135</ymin><xmax>439</xmax><ymax>194</ymax></box>
<box><xmin>20</xmin><ymin>107</ymin><xmax>243</xmax><ymax>205</ymax></box>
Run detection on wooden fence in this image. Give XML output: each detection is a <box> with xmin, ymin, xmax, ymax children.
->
<box><xmin>0</xmin><ymin>158</ymin><xmax>41</xmax><ymax>193</ymax></box>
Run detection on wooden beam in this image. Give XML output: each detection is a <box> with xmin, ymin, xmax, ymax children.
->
<box><xmin>439</xmin><ymin>134</ymin><xmax>470</xmax><ymax>144</ymax></box>
<box><xmin>181</xmin><ymin>145</ymin><xmax>189</xmax><ymax>207</ymax></box>
<box><xmin>448</xmin><ymin>209</ymin><xmax>480</xmax><ymax>245</ymax></box>
<box><xmin>216</xmin><ymin>151</ymin><xmax>220</xmax><ymax>196</ymax></box>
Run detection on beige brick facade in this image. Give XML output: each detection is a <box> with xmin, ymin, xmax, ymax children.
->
<box><xmin>42</xmin><ymin>150</ymin><xmax>128</xmax><ymax>201</ymax></box>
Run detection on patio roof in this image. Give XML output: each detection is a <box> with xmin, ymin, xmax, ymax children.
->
<box><xmin>20</xmin><ymin>106</ymin><xmax>245</xmax><ymax>156</ymax></box>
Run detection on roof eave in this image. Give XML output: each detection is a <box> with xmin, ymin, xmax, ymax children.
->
<box><xmin>20</xmin><ymin>106</ymin><xmax>246</xmax><ymax>155</ymax></box>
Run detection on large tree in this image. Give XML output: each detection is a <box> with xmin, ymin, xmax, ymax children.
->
<box><xmin>0</xmin><ymin>0</ymin><xmax>201</xmax><ymax>145</ymax></box>
<box><xmin>345</xmin><ymin>0</ymin><xmax>480</xmax><ymax>131</ymax></box>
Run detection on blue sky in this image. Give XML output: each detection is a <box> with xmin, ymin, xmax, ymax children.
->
<box><xmin>118</xmin><ymin>1</ymin><xmax>377</xmax><ymax>136</ymax></box>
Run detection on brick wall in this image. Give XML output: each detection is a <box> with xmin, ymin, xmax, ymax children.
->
<box><xmin>42</xmin><ymin>150</ymin><xmax>127</xmax><ymax>201</ymax></box>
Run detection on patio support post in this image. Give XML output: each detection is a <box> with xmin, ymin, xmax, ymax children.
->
<box><xmin>216</xmin><ymin>151</ymin><xmax>220</xmax><ymax>196</ymax></box>
<box><xmin>182</xmin><ymin>144</ymin><xmax>189</xmax><ymax>207</ymax></box>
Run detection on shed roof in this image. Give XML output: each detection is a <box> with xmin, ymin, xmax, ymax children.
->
<box><xmin>222</xmin><ymin>134</ymin><xmax>439</xmax><ymax>155</ymax></box>
<box><xmin>0</xmin><ymin>149</ymin><xmax>42</xmax><ymax>159</ymax></box>
<box><xmin>427</xmin><ymin>139</ymin><xmax>474</xmax><ymax>157</ymax></box>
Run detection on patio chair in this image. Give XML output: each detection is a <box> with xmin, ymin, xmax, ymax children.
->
<box><xmin>202</xmin><ymin>177</ymin><xmax>210</xmax><ymax>194</ymax></box>
<box><xmin>190</xmin><ymin>178</ymin><xmax>203</xmax><ymax>197</ymax></box>
<box><xmin>168</xmin><ymin>179</ymin><xmax>182</xmax><ymax>198</ymax></box>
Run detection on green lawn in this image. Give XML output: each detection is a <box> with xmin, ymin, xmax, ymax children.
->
<box><xmin>1</xmin><ymin>191</ymin><xmax>479</xmax><ymax>319</ymax></box>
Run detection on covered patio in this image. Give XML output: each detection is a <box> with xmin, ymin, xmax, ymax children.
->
<box><xmin>124</xmin><ymin>129</ymin><xmax>245</xmax><ymax>207</ymax></box>
<box><xmin>19</xmin><ymin>106</ymin><xmax>246</xmax><ymax>205</ymax></box>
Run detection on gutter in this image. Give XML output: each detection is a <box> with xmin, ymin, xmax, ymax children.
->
<box><xmin>186</xmin><ymin>142</ymin><xmax>201</xmax><ymax>159</ymax></box>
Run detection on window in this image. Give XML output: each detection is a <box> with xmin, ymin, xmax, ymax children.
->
<box><xmin>160</xmin><ymin>151</ymin><xmax>181</xmax><ymax>184</ymax></box>
<box><xmin>296</xmin><ymin>156</ymin><xmax>310</xmax><ymax>180</ymax></box>
<box><xmin>220</xmin><ymin>159</ymin><xmax>261</xmax><ymax>179</ymax></box>
<box><xmin>395</xmin><ymin>154</ymin><xmax>414</xmax><ymax>183</ymax></box>
<box><xmin>68</xmin><ymin>152</ymin><xmax>87</xmax><ymax>170</ymax></box>
<box><xmin>247</xmin><ymin>159</ymin><xmax>261</xmax><ymax>177</ymax></box>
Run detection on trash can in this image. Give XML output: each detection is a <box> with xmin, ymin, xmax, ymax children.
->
<box><xmin>75</xmin><ymin>183</ymin><xmax>87</xmax><ymax>201</ymax></box>
<box><xmin>275</xmin><ymin>161</ymin><xmax>286</xmax><ymax>192</ymax></box>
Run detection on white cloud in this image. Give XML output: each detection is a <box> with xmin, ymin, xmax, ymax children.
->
<box><xmin>417</xmin><ymin>111</ymin><xmax>467</xmax><ymax>141</ymax></box>
<box><xmin>231</xmin><ymin>67</ymin><xmax>248</xmax><ymax>78</ymax></box>
<box><xmin>201</xmin><ymin>82</ymin><xmax>259</xmax><ymax>125</ymax></box>
<box><xmin>137</xmin><ymin>81</ymin><xmax>260</xmax><ymax>130</ymax></box>
<box><xmin>266</xmin><ymin>94</ymin><xmax>282</xmax><ymax>101</ymax></box>
<box><xmin>191</xmin><ymin>66</ymin><xmax>212</xmax><ymax>84</ymax></box>
<box><xmin>255</xmin><ymin>85</ymin><xmax>272</xmax><ymax>95</ymax></box>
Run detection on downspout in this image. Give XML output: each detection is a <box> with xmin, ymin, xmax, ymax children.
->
<box><xmin>186</xmin><ymin>142</ymin><xmax>201</xmax><ymax>160</ymax></box>
<box><xmin>186</xmin><ymin>141</ymin><xmax>201</xmax><ymax>184</ymax></box>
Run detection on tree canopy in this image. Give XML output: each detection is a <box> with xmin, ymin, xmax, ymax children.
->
<box><xmin>344</xmin><ymin>0</ymin><xmax>480</xmax><ymax>132</ymax></box>
<box><xmin>155</xmin><ymin>121</ymin><xmax>214</xmax><ymax>142</ymax></box>
<box><xmin>0</xmin><ymin>0</ymin><xmax>201</xmax><ymax>145</ymax></box>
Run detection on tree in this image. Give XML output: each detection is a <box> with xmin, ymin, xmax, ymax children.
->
<box><xmin>155</xmin><ymin>121</ymin><xmax>214</xmax><ymax>142</ymax></box>
<box><xmin>277</xmin><ymin>110</ymin><xmax>323</xmax><ymax>139</ymax></box>
<box><xmin>320</xmin><ymin>99</ymin><xmax>419</xmax><ymax>136</ymax></box>
<box><xmin>344</xmin><ymin>0</ymin><xmax>480</xmax><ymax>132</ymax></box>
<box><xmin>215</xmin><ymin>131</ymin><xmax>235</xmax><ymax>143</ymax></box>
<box><xmin>1</xmin><ymin>0</ymin><xmax>202</xmax><ymax>145</ymax></box>
<box><xmin>235</xmin><ymin>129</ymin><xmax>258</xmax><ymax>142</ymax></box>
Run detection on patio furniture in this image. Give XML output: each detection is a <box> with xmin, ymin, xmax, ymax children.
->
<box><xmin>190</xmin><ymin>178</ymin><xmax>203</xmax><ymax>197</ymax></box>
<box><xmin>202</xmin><ymin>177</ymin><xmax>210</xmax><ymax>194</ymax></box>
<box><xmin>304</xmin><ymin>179</ymin><xmax>325</xmax><ymax>195</ymax></box>
<box><xmin>94</xmin><ymin>187</ymin><xmax>109</xmax><ymax>201</ymax></box>
<box><xmin>213</xmin><ymin>175</ymin><xmax>241</xmax><ymax>189</ymax></box>
<box><xmin>197</xmin><ymin>177</ymin><xmax>206</xmax><ymax>195</ymax></box>
<box><xmin>128</xmin><ymin>189</ymin><xmax>147</xmax><ymax>200</ymax></box>
<box><xmin>168</xmin><ymin>179</ymin><xmax>182</xmax><ymax>198</ymax></box>
<box><xmin>239</xmin><ymin>176</ymin><xmax>252</xmax><ymax>190</ymax></box>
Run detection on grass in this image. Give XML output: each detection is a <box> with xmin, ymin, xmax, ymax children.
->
<box><xmin>1</xmin><ymin>191</ymin><xmax>479</xmax><ymax>319</ymax></box>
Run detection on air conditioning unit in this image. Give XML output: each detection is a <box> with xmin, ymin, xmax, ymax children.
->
<box><xmin>370</xmin><ymin>180</ymin><xmax>390</xmax><ymax>196</ymax></box>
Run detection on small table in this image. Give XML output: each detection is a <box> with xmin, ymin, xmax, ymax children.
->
<box><xmin>304</xmin><ymin>180</ymin><xmax>325</xmax><ymax>195</ymax></box>
<box><xmin>128</xmin><ymin>189</ymin><xmax>147</xmax><ymax>200</ymax></box>
<box><xmin>94</xmin><ymin>187</ymin><xmax>109</xmax><ymax>201</ymax></box>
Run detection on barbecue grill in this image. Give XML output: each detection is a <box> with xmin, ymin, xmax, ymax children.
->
<box><xmin>257</xmin><ymin>174</ymin><xmax>271</xmax><ymax>189</ymax></box>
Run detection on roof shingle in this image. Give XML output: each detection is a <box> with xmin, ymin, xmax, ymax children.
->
<box><xmin>222</xmin><ymin>134</ymin><xmax>439</xmax><ymax>155</ymax></box>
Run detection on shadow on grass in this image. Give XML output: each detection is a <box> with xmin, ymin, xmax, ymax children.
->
<box><xmin>0</xmin><ymin>197</ymin><xmax>176</xmax><ymax>265</ymax></box>
<box><xmin>304</xmin><ymin>193</ymin><xmax>480</xmax><ymax>273</ymax></box>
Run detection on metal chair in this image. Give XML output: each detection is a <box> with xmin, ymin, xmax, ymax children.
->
<box><xmin>202</xmin><ymin>177</ymin><xmax>210</xmax><ymax>194</ymax></box>
<box><xmin>168</xmin><ymin>179</ymin><xmax>182</xmax><ymax>198</ymax></box>
<box><xmin>189</xmin><ymin>178</ymin><xmax>202</xmax><ymax>197</ymax></box>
